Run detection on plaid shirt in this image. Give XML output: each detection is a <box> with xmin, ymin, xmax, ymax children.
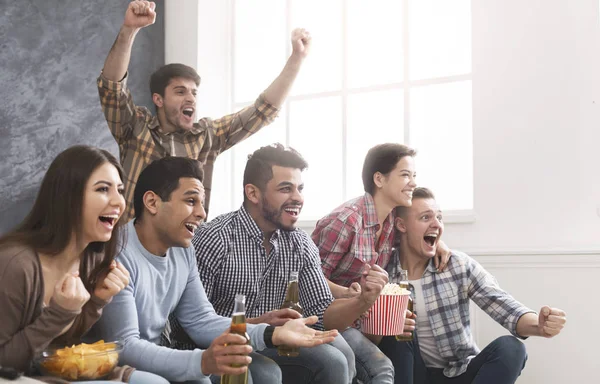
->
<box><xmin>193</xmin><ymin>206</ymin><xmax>334</xmax><ymax>330</ymax></box>
<box><xmin>97</xmin><ymin>73</ymin><xmax>278</xmax><ymax>221</ymax></box>
<box><xmin>312</xmin><ymin>193</ymin><xmax>395</xmax><ymax>286</ymax></box>
<box><xmin>387</xmin><ymin>249</ymin><xmax>535</xmax><ymax>378</ymax></box>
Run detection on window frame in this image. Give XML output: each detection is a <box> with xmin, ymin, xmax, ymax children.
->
<box><xmin>226</xmin><ymin>0</ymin><xmax>476</xmax><ymax>225</ymax></box>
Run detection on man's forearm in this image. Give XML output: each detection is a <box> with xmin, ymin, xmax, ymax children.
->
<box><xmin>102</xmin><ymin>26</ymin><xmax>139</xmax><ymax>81</ymax></box>
<box><xmin>246</xmin><ymin>317</ymin><xmax>263</xmax><ymax>325</ymax></box>
<box><xmin>515</xmin><ymin>312</ymin><xmax>541</xmax><ymax>337</ymax></box>
<box><xmin>326</xmin><ymin>278</ymin><xmax>347</xmax><ymax>299</ymax></box>
<box><xmin>262</xmin><ymin>54</ymin><xmax>304</xmax><ymax>108</ymax></box>
<box><xmin>322</xmin><ymin>297</ymin><xmax>370</xmax><ymax>330</ymax></box>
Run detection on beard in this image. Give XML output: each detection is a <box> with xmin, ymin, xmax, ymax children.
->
<box><xmin>261</xmin><ymin>196</ymin><xmax>296</xmax><ymax>232</ymax></box>
<box><xmin>164</xmin><ymin>107</ymin><xmax>191</xmax><ymax>133</ymax></box>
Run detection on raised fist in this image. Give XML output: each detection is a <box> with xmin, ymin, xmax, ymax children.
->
<box><xmin>123</xmin><ymin>1</ymin><xmax>157</xmax><ymax>30</ymax></box>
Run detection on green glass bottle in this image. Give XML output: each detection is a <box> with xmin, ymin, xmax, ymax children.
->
<box><xmin>277</xmin><ymin>271</ymin><xmax>303</xmax><ymax>357</ymax></box>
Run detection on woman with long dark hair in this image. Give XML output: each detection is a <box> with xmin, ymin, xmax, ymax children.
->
<box><xmin>0</xmin><ymin>145</ymin><xmax>167</xmax><ymax>383</ymax></box>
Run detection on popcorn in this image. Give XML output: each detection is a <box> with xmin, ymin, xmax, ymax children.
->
<box><xmin>380</xmin><ymin>283</ymin><xmax>410</xmax><ymax>296</ymax></box>
<box><xmin>361</xmin><ymin>284</ymin><xmax>411</xmax><ymax>335</ymax></box>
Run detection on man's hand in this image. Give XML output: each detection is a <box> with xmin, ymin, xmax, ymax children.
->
<box><xmin>358</xmin><ymin>264</ymin><xmax>389</xmax><ymax>306</ymax></box>
<box><xmin>291</xmin><ymin>28</ymin><xmax>311</xmax><ymax>59</ymax></box>
<box><xmin>123</xmin><ymin>0</ymin><xmax>157</xmax><ymax>30</ymax></box>
<box><xmin>53</xmin><ymin>272</ymin><xmax>91</xmax><ymax>312</ymax></box>
<box><xmin>537</xmin><ymin>306</ymin><xmax>567</xmax><ymax>338</ymax></box>
<box><xmin>272</xmin><ymin>316</ymin><xmax>338</xmax><ymax>348</ymax></box>
<box><xmin>434</xmin><ymin>240</ymin><xmax>451</xmax><ymax>271</ymax></box>
<box><xmin>94</xmin><ymin>261</ymin><xmax>130</xmax><ymax>302</ymax></box>
<box><xmin>200</xmin><ymin>332</ymin><xmax>252</xmax><ymax>376</ymax></box>
<box><xmin>248</xmin><ymin>308</ymin><xmax>302</xmax><ymax>326</ymax></box>
<box><xmin>342</xmin><ymin>282</ymin><xmax>362</xmax><ymax>299</ymax></box>
<box><xmin>399</xmin><ymin>310</ymin><xmax>416</xmax><ymax>337</ymax></box>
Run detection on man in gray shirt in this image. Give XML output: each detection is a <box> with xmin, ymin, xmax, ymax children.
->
<box><xmin>91</xmin><ymin>156</ymin><xmax>337</xmax><ymax>384</ymax></box>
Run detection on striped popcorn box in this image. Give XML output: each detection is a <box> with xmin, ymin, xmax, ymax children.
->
<box><xmin>361</xmin><ymin>293</ymin><xmax>410</xmax><ymax>336</ymax></box>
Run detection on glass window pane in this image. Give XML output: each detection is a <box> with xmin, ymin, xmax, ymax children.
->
<box><xmin>231</xmin><ymin>108</ymin><xmax>287</xmax><ymax>209</ymax></box>
<box><xmin>409</xmin><ymin>81</ymin><xmax>473</xmax><ymax>210</ymax></box>
<box><xmin>346</xmin><ymin>90</ymin><xmax>404</xmax><ymax>200</ymax></box>
<box><xmin>347</xmin><ymin>0</ymin><xmax>404</xmax><ymax>88</ymax></box>
<box><xmin>289</xmin><ymin>97</ymin><xmax>343</xmax><ymax>219</ymax></box>
<box><xmin>409</xmin><ymin>0</ymin><xmax>471</xmax><ymax>80</ymax></box>
<box><xmin>290</xmin><ymin>0</ymin><xmax>343</xmax><ymax>95</ymax></box>
<box><xmin>234</xmin><ymin>0</ymin><xmax>286</xmax><ymax>103</ymax></box>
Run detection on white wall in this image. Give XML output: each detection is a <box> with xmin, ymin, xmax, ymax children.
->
<box><xmin>471</xmin><ymin>250</ymin><xmax>597</xmax><ymax>383</ymax></box>
<box><xmin>448</xmin><ymin>0</ymin><xmax>600</xmax><ymax>252</ymax></box>
<box><xmin>166</xmin><ymin>1</ymin><xmax>599</xmax><ymax>382</ymax></box>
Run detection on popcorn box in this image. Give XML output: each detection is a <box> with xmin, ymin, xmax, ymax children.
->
<box><xmin>361</xmin><ymin>293</ymin><xmax>410</xmax><ymax>336</ymax></box>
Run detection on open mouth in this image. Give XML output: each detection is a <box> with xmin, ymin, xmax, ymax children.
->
<box><xmin>182</xmin><ymin>107</ymin><xmax>194</xmax><ymax>118</ymax></box>
<box><xmin>184</xmin><ymin>222</ymin><xmax>198</xmax><ymax>235</ymax></box>
<box><xmin>99</xmin><ymin>215</ymin><xmax>119</xmax><ymax>227</ymax></box>
<box><xmin>424</xmin><ymin>233</ymin><xmax>438</xmax><ymax>247</ymax></box>
<box><xmin>283</xmin><ymin>206</ymin><xmax>301</xmax><ymax>217</ymax></box>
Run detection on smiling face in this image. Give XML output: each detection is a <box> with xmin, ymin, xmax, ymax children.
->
<box><xmin>396</xmin><ymin>197</ymin><xmax>444</xmax><ymax>259</ymax></box>
<box><xmin>81</xmin><ymin>162</ymin><xmax>126</xmax><ymax>245</ymax></box>
<box><xmin>153</xmin><ymin>177</ymin><xmax>206</xmax><ymax>249</ymax></box>
<box><xmin>256</xmin><ymin>166</ymin><xmax>304</xmax><ymax>232</ymax></box>
<box><xmin>153</xmin><ymin>77</ymin><xmax>197</xmax><ymax>132</ymax></box>
<box><xmin>375</xmin><ymin>156</ymin><xmax>417</xmax><ymax>207</ymax></box>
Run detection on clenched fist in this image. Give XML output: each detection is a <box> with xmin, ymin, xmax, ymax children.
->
<box><xmin>291</xmin><ymin>28</ymin><xmax>311</xmax><ymax>59</ymax></box>
<box><xmin>94</xmin><ymin>260</ymin><xmax>130</xmax><ymax>302</ymax></box>
<box><xmin>123</xmin><ymin>0</ymin><xmax>156</xmax><ymax>30</ymax></box>
<box><xmin>358</xmin><ymin>264</ymin><xmax>388</xmax><ymax>307</ymax></box>
<box><xmin>53</xmin><ymin>272</ymin><xmax>90</xmax><ymax>312</ymax></box>
<box><xmin>538</xmin><ymin>306</ymin><xmax>567</xmax><ymax>338</ymax></box>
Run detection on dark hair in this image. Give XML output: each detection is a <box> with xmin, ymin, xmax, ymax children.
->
<box><xmin>150</xmin><ymin>63</ymin><xmax>201</xmax><ymax>112</ymax></box>
<box><xmin>133</xmin><ymin>157</ymin><xmax>204</xmax><ymax>221</ymax></box>
<box><xmin>395</xmin><ymin>187</ymin><xmax>436</xmax><ymax>218</ymax></box>
<box><xmin>243</xmin><ymin>143</ymin><xmax>308</xmax><ymax>202</ymax></box>
<box><xmin>150</xmin><ymin>63</ymin><xmax>200</xmax><ymax>96</ymax></box>
<box><xmin>362</xmin><ymin>143</ymin><xmax>417</xmax><ymax>195</ymax></box>
<box><xmin>0</xmin><ymin>145</ymin><xmax>125</xmax><ymax>292</ymax></box>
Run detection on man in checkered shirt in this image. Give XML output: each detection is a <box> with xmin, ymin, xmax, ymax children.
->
<box><xmin>379</xmin><ymin>187</ymin><xmax>567</xmax><ymax>384</ymax></box>
<box><xmin>98</xmin><ymin>1</ymin><xmax>311</xmax><ymax>222</ymax></box>
<box><xmin>188</xmin><ymin>144</ymin><xmax>394</xmax><ymax>384</ymax></box>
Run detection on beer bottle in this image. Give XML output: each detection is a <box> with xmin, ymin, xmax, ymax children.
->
<box><xmin>277</xmin><ymin>271</ymin><xmax>303</xmax><ymax>357</ymax></box>
<box><xmin>395</xmin><ymin>269</ymin><xmax>414</xmax><ymax>342</ymax></box>
<box><xmin>221</xmin><ymin>294</ymin><xmax>250</xmax><ymax>384</ymax></box>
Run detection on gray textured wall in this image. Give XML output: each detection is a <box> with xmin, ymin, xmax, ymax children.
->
<box><xmin>0</xmin><ymin>0</ymin><xmax>164</xmax><ymax>233</ymax></box>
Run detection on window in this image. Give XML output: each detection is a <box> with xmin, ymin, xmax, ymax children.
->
<box><xmin>211</xmin><ymin>0</ymin><xmax>473</xmax><ymax>222</ymax></box>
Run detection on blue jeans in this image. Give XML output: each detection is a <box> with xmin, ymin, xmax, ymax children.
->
<box><xmin>208</xmin><ymin>352</ymin><xmax>282</xmax><ymax>384</ymax></box>
<box><xmin>341</xmin><ymin>328</ymin><xmax>394</xmax><ymax>384</ymax></box>
<box><xmin>379</xmin><ymin>335</ymin><xmax>527</xmax><ymax>384</ymax></box>
<box><xmin>257</xmin><ymin>334</ymin><xmax>353</xmax><ymax>384</ymax></box>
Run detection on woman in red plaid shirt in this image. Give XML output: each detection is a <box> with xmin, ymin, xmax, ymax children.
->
<box><xmin>312</xmin><ymin>143</ymin><xmax>450</xmax><ymax>384</ymax></box>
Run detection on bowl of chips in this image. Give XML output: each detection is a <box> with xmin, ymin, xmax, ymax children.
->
<box><xmin>361</xmin><ymin>283</ymin><xmax>411</xmax><ymax>336</ymax></box>
<box><xmin>35</xmin><ymin>340</ymin><xmax>122</xmax><ymax>381</ymax></box>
